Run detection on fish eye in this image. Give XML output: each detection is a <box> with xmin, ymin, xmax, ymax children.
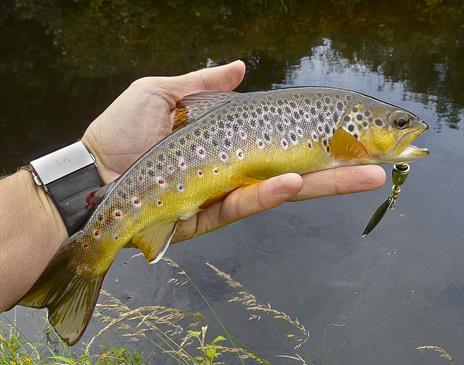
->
<box><xmin>395</xmin><ymin>117</ymin><xmax>409</xmax><ymax>129</ymax></box>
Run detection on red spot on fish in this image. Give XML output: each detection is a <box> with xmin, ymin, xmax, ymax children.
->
<box><xmin>114</xmin><ymin>209</ymin><xmax>123</xmax><ymax>219</ymax></box>
<box><xmin>82</xmin><ymin>242</ymin><xmax>89</xmax><ymax>249</ymax></box>
<box><xmin>94</xmin><ymin>230</ymin><xmax>101</xmax><ymax>239</ymax></box>
<box><xmin>132</xmin><ymin>197</ymin><xmax>141</xmax><ymax>207</ymax></box>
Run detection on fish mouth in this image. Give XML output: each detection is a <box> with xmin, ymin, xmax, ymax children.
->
<box><xmin>384</xmin><ymin>120</ymin><xmax>430</xmax><ymax>163</ymax></box>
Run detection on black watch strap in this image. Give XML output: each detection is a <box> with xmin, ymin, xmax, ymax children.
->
<box><xmin>29</xmin><ymin>141</ymin><xmax>103</xmax><ymax>235</ymax></box>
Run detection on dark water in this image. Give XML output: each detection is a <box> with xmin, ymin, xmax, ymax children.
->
<box><xmin>1</xmin><ymin>1</ymin><xmax>463</xmax><ymax>364</ymax></box>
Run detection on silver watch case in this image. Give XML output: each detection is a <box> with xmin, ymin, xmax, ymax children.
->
<box><xmin>30</xmin><ymin>141</ymin><xmax>96</xmax><ymax>192</ymax></box>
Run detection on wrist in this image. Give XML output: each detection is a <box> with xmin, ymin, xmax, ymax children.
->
<box><xmin>17</xmin><ymin>169</ymin><xmax>68</xmax><ymax>242</ymax></box>
<box><xmin>81</xmin><ymin>135</ymin><xmax>117</xmax><ymax>184</ymax></box>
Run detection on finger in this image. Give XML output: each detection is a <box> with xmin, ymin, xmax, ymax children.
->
<box><xmin>173</xmin><ymin>173</ymin><xmax>304</xmax><ymax>242</ymax></box>
<box><xmin>167</xmin><ymin>60</ymin><xmax>246</xmax><ymax>99</ymax></box>
<box><xmin>291</xmin><ymin>165</ymin><xmax>386</xmax><ymax>201</ymax></box>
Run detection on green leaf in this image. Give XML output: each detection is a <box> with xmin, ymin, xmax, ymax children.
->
<box><xmin>50</xmin><ymin>355</ymin><xmax>77</xmax><ymax>365</ymax></box>
<box><xmin>212</xmin><ymin>336</ymin><xmax>226</xmax><ymax>344</ymax></box>
<box><xmin>190</xmin><ymin>330</ymin><xmax>201</xmax><ymax>338</ymax></box>
<box><xmin>205</xmin><ymin>348</ymin><xmax>216</xmax><ymax>360</ymax></box>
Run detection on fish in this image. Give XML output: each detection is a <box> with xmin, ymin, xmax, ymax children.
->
<box><xmin>11</xmin><ymin>87</ymin><xmax>429</xmax><ymax>345</ymax></box>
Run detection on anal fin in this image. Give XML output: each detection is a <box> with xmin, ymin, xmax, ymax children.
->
<box><xmin>131</xmin><ymin>222</ymin><xmax>177</xmax><ymax>263</ymax></box>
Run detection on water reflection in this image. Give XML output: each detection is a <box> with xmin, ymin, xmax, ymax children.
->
<box><xmin>1</xmin><ymin>1</ymin><xmax>463</xmax><ymax>364</ymax></box>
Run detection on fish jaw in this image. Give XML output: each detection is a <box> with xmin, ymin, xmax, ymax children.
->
<box><xmin>374</xmin><ymin>120</ymin><xmax>430</xmax><ymax>164</ymax></box>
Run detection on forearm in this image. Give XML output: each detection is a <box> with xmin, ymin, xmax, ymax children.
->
<box><xmin>0</xmin><ymin>170</ymin><xmax>67</xmax><ymax>311</ymax></box>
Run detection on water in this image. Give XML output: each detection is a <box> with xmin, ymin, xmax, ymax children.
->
<box><xmin>1</xmin><ymin>1</ymin><xmax>463</xmax><ymax>364</ymax></box>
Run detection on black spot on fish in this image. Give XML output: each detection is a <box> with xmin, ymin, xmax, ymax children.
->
<box><xmin>277</xmin><ymin>99</ymin><xmax>284</xmax><ymax>105</ymax></box>
<box><xmin>310</xmin><ymin>107</ymin><xmax>317</xmax><ymax>115</ymax></box>
<box><xmin>233</xmin><ymin>124</ymin><xmax>239</xmax><ymax>132</ymax></box>
<box><xmin>218</xmin><ymin>121</ymin><xmax>225</xmax><ymax>129</ymax></box>
<box><xmin>169</xmin><ymin>142</ymin><xmax>175</xmax><ymax>149</ymax></box>
<box><xmin>224</xmin><ymin>139</ymin><xmax>231</xmax><ymax>147</ymax></box>
<box><xmin>352</xmin><ymin>107</ymin><xmax>358</xmax><ymax>113</ymax></box>
<box><xmin>203</xmin><ymin>131</ymin><xmax>210</xmax><ymax>139</ymax></box>
<box><xmin>270</xmin><ymin>106</ymin><xmax>276</xmax><ymax>113</ymax></box>
<box><xmin>148</xmin><ymin>169</ymin><xmax>155</xmax><ymax>176</ymax></box>
<box><xmin>156</xmin><ymin>163</ymin><xmax>163</xmax><ymax>170</ymax></box>
<box><xmin>325</xmin><ymin>97</ymin><xmax>331</xmax><ymax>104</ymax></box>
<box><xmin>356</xmin><ymin>114</ymin><xmax>363</xmax><ymax>121</ymax></box>
<box><xmin>256</xmin><ymin>107</ymin><xmax>263</xmax><ymax>115</ymax></box>
<box><xmin>316</xmin><ymin>101</ymin><xmax>322</xmax><ymax>109</ymax></box>
<box><xmin>344</xmin><ymin>115</ymin><xmax>351</xmax><ymax>122</ymax></box>
<box><xmin>212</xmin><ymin>140</ymin><xmax>218</xmax><ymax>147</ymax></box>
<box><xmin>284</xmin><ymin>106</ymin><xmax>291</xmax><ymax>114</ymax></box>
<box><xmin>190</xmin><ymin>144</ymin><xmax>196</xmax><ymax>151</ymax></box>
<box><xmin>227</xmin><ymin>114</ymin><xmax>234</xmax><ymax>122</ymax></box>
<box><xmin>146</xmin><ymin>160</ymin><xmax>153</xmax><ymax>167</ymax></box>
<box><xmin>332</xmin><ymin>112</ymin><xmax>339</xmax><ymax>123</ymax></box>
<box><xmin>158</xmin><ymin>154</ymin><xmax>165</xmax><ymax>161</ymax></box>
<box><xmin>325</xmin><ymin>124</ymin><xmax>331</xmax><ymax>134</ymax></box>
<box><xmin>348</xmin><ymin>124</ymin><xmax>355</xmax><ymax>132</ymax></box>
<box><xmin>375</xmin><ymin>119</ymin><xmax>383</xmax><ymax>126</ymax></box>
<box><xmin>263</xmin><ymin>132</ymin><xmax>271</xmax><ymax>142</ymax></box>
<box><xmin>364</xmin><ymin>110</ymin><xmax>371</xmax><ymax>117</ymax></box>
<box><xmin>289</xmin><ymin>101</ymin><xmax>297</xmax><ymax>108</ymax></box>
<box><xmin>294</xmin><ymin>111</ymin><xmax>300</xmax><ymax>119</ymax></box>
<box><xmin>179</xmin><ymin>138</ymin><xmax>186</xmax><ymax>145</ymax></box>
<box><xmin>263</xmin><ymin>105</ymin><xmax>269</xmax><ymax>111</ymax></box>
<box><xmin>304</xmin><ymin>98</ymin><xmax>311</xmax><ymax>105</ymax></box>
<box><xmin>277</xmin><ymin>124</ymin><xmax>284</xmax><ymax>132</ymax></box>
<box><xmin>337</xmin><ymin>101</ymin><xmax>344</xmax><ymax>110</ymax></box>
<box><xmin>318</xmin><ymin>114</ymin><xmax>324</xmax><ymax>123</ymax></box>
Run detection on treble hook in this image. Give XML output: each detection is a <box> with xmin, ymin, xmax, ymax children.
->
<box><xmin>362</xmin><ymin>163</ymin><xmax>410</xmax><ymax>237</ymax></box>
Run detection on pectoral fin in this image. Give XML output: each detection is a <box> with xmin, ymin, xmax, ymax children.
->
<box><xmin>131</xmin><ymin>222</ymin><xmax>178</xmax><ymax>263</ymax></box>
<box><xmin>330</xmin><ymin>128</ymin><xmax>369</xmax><ymax>161</ymax></box>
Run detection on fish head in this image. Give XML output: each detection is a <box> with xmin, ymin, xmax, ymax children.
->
<box><xmin>340</xmin><ymin>99</ymin><xmax>429</xmax><ymax>164</ymax></box>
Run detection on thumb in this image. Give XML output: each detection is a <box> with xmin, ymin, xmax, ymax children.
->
<box><xmin>166</xmin><ymin>60</ymin><xmax>246</xmax><ymax>100</ymax></box>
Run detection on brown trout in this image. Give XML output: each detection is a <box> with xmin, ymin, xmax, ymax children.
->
<box><xmin>14</xmin><ymin>87</ymin><xmax>429</xmax><ymax>345</ymax></box>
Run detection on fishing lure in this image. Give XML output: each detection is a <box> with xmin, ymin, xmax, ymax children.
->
<box><xmin>362</xmin><ymin>163</ymin><xmax>410</xmax><ymax>237</ymax></box>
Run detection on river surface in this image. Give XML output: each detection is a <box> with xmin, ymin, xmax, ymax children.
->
<box><xmin>1</xmin><ymin>2</ymin><xmax>463</xmax><ymax>364</ymax></box>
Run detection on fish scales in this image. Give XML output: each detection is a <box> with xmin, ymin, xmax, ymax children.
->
<box><xmin>86</xmin><ymin>88</ymin><xmax>345</xmax><ymax>261</ymax></box>
<box><xmin>15</xmin><ymin>87</ymin><xmax>429</xmax><ymax>345</ymax></box>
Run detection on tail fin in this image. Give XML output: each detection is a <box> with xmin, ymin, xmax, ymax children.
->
<box><xmin>18</xmin><ymin>234</ymin><xmax>107</xmax><ymax>346</ymax></box>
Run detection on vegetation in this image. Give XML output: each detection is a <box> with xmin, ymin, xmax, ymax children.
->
<box><xmin>1</xmin><ymin>258</ymin><xmax>457</xmax><ymax>364</ymax></box>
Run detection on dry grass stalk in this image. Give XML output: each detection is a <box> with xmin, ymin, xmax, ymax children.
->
<box><xmin>206</xmin><ymin>262</ymin><xmax>310</xmax><ymax>350</ymax></box>
<box><xmin>416</xmin><ymin>345</ymin><xmax>456</xmax><ymax>364</ymax></box>
<box><xmin>86</xmin><ymin>290</ymin><xmax>202</xmax><ymax>355</ymax></box>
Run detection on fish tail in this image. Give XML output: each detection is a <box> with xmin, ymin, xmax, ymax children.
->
<box><xmin>17</xmin><ymin>233</ymin><xmax>107</xmax><ymax>346</ymax></box>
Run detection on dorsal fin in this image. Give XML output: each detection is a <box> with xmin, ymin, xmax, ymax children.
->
<box><xmin>330</xmin><ymin>128</ymin><xmax>369</xmax><ymax>161</ymax></box>
<box><xmin>173</xmin><ymin>91</ymin><xmax>237</xmax><ymax>131</ymax></box>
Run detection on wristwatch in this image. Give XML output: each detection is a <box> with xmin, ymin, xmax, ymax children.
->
<box><xmin>29</xmin><ymin>141</ymin><xmax>103</xmax><ymax>235</ymax></box>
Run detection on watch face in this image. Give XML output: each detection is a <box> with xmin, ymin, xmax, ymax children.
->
<box><xmin>30</xmin><ymin>141</ymin><xmax>96</xmax><ymax>185</ymax></box>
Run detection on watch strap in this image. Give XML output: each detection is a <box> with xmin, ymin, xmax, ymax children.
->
<box><xmin>29</xmin><ymin>141</ymin><xmax>103</xmax><ymax>235</ymax></box>
<box><xmin>46</xmin><ymin>164</ymin><xmax>102</xmax><ymax>234</ymax></box>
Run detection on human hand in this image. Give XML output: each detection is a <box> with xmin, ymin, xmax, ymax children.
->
<box><xmin>82</xmin><ymin>61</ymin><xmax>386</xmax><ymax>243</ymax></box>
